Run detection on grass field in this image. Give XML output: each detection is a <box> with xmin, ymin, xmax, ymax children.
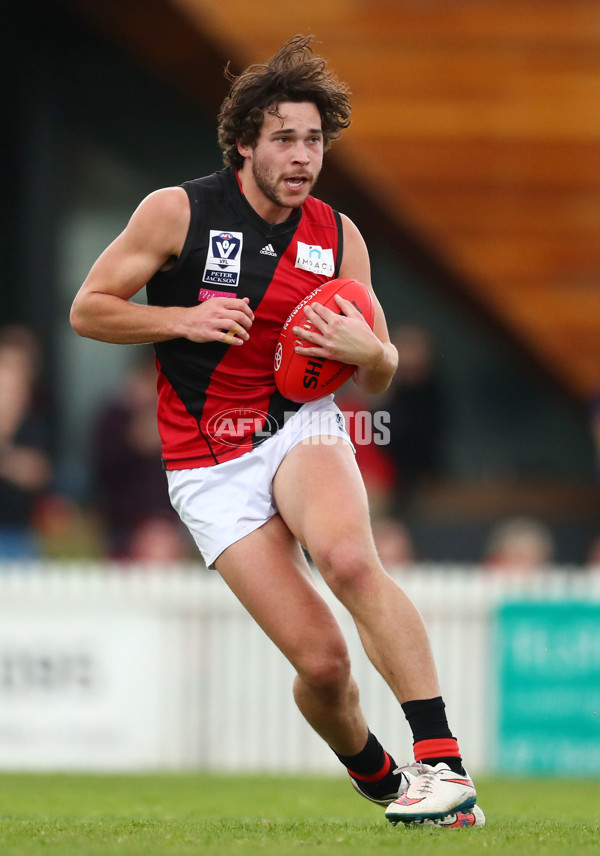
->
<box><xmin>0</xmin><ymin>772</ymin><xmax>598</xmax><ymax>855</ymax></box>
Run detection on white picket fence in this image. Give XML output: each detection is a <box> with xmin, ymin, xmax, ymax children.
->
<box><xmin>0</xmin><ymin>563</ymin><xmax>597</xmax><ymax>774</ymax></box>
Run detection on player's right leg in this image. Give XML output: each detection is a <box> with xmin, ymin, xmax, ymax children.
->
<box><xmin>215</xmin><ymin>513</ymin><xmax>370</xmax><ymax>757</ymax></box>
<box><xmin>215</xmin><ymin>514</ymin><xmax>409</xmax><ymax>804</ymax></box>
<box><xmin>167</xmin><ymin>426</ymin><xmax>404</xmax><ymax>804</ymax></box>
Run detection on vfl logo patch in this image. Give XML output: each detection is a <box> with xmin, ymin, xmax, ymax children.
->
<box><xmin>295</xmin><ymin>242</ymin><xmax>335</xmax><ymax>277</ymax></box>
<box><xmin>202</xmin><ymin>230</ymin><xmax>243</xmax><ymax>287</ymax></box>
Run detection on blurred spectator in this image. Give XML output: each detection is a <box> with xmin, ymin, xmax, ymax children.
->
<box><xmin>126</xmin><ymin>512</ymin><xmax>195</xmax><ymax>563</ymax></box>
<box><xmin>89</xmin><ymin>352</ymin><xmax>187</xmax><ymax>558</ymax></box>
<box><xmin>32</xmin><ymin>493</ymin><xmax>104</xmax><ymax>560</ymax></box>
<box><xmin>372</xmin><ymin>517</ymin><xmax>416</xmax><ymax>568</ymax></box>
<box><xmin>0</xmin><ymin>325</ymin><xmax>53</xmax><ymax>559</ymax></box>
<box><xmin>379</xmin><ymin>325</ymin><xmax>444</xmax><ymax>512</ymax></box>
<box><xmin>483</xmin><ymin>516</ymin><xmax>555</xmax><ymax>573</ymax></box>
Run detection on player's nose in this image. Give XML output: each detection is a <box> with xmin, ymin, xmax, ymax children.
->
<box><xmin>291</xmin><ymin>141</ymin><xmax>310</xmax><ymax>164</ymax></box>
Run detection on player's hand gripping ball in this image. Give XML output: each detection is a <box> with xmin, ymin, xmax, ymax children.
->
<box><xmin>274</xmin><ymin>278</ymin><xmax>375</xmax><ymax>403</ymax></box>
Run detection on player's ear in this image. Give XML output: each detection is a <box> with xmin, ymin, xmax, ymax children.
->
<box><xmin>237</xmin><ymin>139</ymin><xmax>251</xmax><ymax>160</ymax></box>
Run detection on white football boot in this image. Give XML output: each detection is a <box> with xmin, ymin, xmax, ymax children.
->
<box><xmin>384</xmin><ymin>762</ymin><xmax>479</xmax><ymax>824</ymax></box>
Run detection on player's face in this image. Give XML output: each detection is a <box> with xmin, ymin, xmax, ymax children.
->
<box><xmin>238</xmin><ymin>102</ymin><xmax>324</xmax><ymax>221</ymax></box>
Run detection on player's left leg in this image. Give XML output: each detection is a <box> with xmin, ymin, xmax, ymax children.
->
<box><xmin>273</xmin><ymin>436</ymin><xmax>484</xmax><ymax>825</ymax></box>
<box><xmin>274</xmin><ymin>435</ymin><xmax>441</xmax><ymax>705</ymax></box>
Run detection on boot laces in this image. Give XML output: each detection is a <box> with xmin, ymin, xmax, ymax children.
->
<box><xmin>392</xmin><ymin>762</ymin><xmax>437</xmax><ymax>794</ymax></box>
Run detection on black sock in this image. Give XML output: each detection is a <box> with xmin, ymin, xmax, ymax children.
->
<box><xmin>335</xmin><ymin>731</ymin><xmax>400</xmax><ymax>800</ymax></box>
<box><xmin>401</xmin><ymin>696</ymin><xmax>466</xmax><ymax>776</ymax></box>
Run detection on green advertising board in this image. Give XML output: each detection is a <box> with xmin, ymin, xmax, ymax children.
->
<box><xmin>497</xmin><ymin>601</ymin><xmax>600</xmax><ymax>775</ymax></box>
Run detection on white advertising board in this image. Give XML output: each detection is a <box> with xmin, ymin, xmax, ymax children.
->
<box><xmin>0</xmin><ymin>606</ymin><xmax>167</xmax><ymax>769</ymax></box>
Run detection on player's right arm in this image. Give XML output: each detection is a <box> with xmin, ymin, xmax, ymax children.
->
<box><xmin>70</xmin><ymin>187</ymin><xmax>253</xmax><ymax>346</ymax></box>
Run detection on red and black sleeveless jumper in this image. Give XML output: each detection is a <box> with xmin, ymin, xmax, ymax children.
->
<box><xmin>146</xmin><ymin>167</ymin><xmax>343</xmax><ymax>469</ymax></box>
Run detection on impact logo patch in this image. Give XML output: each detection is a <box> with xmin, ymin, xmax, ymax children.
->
<box><xmin>202</xmin><ymin>230</ymin><xmax>243</xmax><ymax>287</ymax></box>
<box><xmin>294</xmin><ymin>242</ymin><xmax>335</xmax><ymax>278</ymax></box>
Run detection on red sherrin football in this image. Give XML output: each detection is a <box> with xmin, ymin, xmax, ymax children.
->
<box><xmin>274</xmin><ymin>278</ymin><xmax>375</xmax><ymax>403</ymax></box>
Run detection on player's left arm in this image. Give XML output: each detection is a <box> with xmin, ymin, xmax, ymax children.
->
<box><xmin>295</xmin><ymin>213</ymin><xmax>397</xmax><ymax>394</ymax></box>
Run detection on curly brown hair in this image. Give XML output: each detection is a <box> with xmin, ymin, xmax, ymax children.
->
<box><xmin>217</xmin><ymin>35</ymin><xmax>351</xmax><ymax>169</ymax></box>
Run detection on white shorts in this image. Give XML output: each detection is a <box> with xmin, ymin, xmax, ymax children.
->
<box><xmin>166</xmin><ymin>396</ymin><xmax>353</xmax><ymax>568</ymax></box>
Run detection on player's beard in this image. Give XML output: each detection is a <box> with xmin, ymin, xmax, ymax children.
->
<box><xmin>251</xmin><ymin>157</ymin><xmax>319</xmax><ymax>210</ymax></box>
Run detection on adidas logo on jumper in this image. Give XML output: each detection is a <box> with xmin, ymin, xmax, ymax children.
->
<box><xmin>260</xmin><ymin>243</ymin><xmax>277</xmax><ymax>256</ymax></box>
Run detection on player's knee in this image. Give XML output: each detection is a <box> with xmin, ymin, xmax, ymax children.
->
<box><xmin>314</xmin><ymin>540</ymin><xmax>380</xmax><ymax>602</ymax></box>
<box><xmin>296</xmin><ymin>646</ymin><xmax>352</xmax><ymax>696</ymax></box>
